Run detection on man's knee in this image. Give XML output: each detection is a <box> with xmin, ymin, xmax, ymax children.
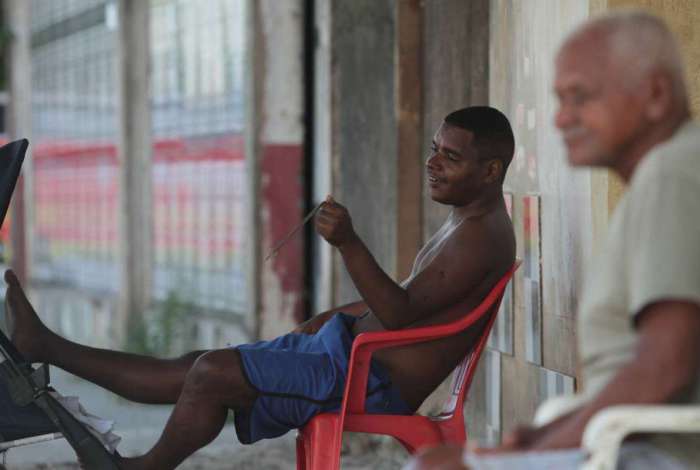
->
<box><xmin>183</xmin><ymin>349</ymin><xmax>256</xmax><ymax>407</ymax></box>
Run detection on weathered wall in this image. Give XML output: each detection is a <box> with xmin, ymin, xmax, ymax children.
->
<box><xmin>331</xmin><ymin>0</ymin><xmax>398</xmax><ymax>304</ymax></box>
<box><xmin>421</xmin><ymin>0</ymin><xmax>490</xmax><ymax>238</ymax></box>
<box><xmin>254</xmin><ymin>0</ymin><xmax>306</xmax><ymax>339</ymax></box>
<box><xmin>488</xmin><ymin>0</ymin><xmax>590</xmax><ymax>436</ymax></box>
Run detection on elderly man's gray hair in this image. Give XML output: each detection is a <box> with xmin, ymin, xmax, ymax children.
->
<box><xmin>567</xmin><ymin>10</ymin><xmax>688</xmax><ymax>102</ymax></box>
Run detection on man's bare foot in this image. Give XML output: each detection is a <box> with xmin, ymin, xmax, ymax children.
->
<box><xmin>4</xmin><ymin>269</ymin><xmax>53</xmax><ymax>363</ymax></box>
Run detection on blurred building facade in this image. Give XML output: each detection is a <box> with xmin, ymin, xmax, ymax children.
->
<box><xmin>4</xmin><ymin>0</ymin><xmax>271</xmax><ymax>354</ymax></box>
<box><xmin>31</xmin><ymin>0</ymin><xmax>247</xmax><ymax>309</ymax></box>
<box><xmin>3</xmin><ymin>0</ymin><xmax>700</xmax><ymax>448</ymax></box>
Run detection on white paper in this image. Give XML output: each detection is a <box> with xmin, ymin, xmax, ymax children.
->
<box><xmin>50</xmin><ymin>392</ymin><xmax>121</xmax><ymax>454</ymax></box>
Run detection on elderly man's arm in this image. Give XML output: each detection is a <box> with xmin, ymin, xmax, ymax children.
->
<box><xmin>528</xmin><ymin>299</ymin><xmax>700</xmax><ymax>450</ymax></box>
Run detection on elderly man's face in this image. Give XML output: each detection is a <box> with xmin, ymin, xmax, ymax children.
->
<box><xmin>553</xmin><ymin>36</ymin><xmax>648</xmax><ymax>167</ymax></box>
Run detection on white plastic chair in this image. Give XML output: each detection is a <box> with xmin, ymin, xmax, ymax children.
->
<box><xmin>580</xmin><ymin>405</ymin><xmax>700</xmax><ymax>470</ymax></box>
<box><xmin>535</xmin><ymin>397</ymin><xmax>700</xmax><ymax>469</ymax></box>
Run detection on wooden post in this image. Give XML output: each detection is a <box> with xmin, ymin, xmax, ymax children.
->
<box><xmin>395</xmin><ymin>0</ymin><xmax>424</xmax><ymax>279</ymax></box>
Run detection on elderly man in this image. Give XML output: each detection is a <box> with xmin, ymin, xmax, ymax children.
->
<box><xmin>408</xmin><ymin>10</ymin><xmax>700</xmax><ymax>470</ymax></box>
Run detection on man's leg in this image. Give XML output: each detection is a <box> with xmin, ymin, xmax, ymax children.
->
<box><xmin>7</xmin><ymin>270</ymin><xmax>260</xmax><ymax>469</ymax></box>
<box><xmin>6</xmin><ymin>270</ymin><xmax>203</xmax><ymax>404</ymax></box>
<box><xmin>118</xmin><ymin>348</ymin><xmax>257</xmax><ymax>470</ymax></box>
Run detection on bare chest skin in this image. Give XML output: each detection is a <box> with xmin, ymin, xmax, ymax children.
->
<box><xmin>351</xmin><ymin>209</ymin><xmax>514</xmax><ymax>410</ymax></box>
<box><xmin>352</xmin><ymin>220</ymin><xmax>457</xmax><ymax>334</ymax></box>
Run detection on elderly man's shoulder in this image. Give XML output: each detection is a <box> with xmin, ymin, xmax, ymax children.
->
<box><xmin>649</xmin><ymin>121</ymin><xmax>700</xmax><ymax>171</ymax></box>
<box><xmin>634</xmin><ymin>120</ymin><xmax>700</xmax><ymax>187</ymax></box>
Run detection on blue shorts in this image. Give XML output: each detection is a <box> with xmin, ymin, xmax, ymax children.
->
<box><xmin>234</xmin><ymin>313</ymin><xmax>412</xmax><ymax>444</ymax></box>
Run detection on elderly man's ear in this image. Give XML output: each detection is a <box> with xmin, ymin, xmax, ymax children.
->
<box><xmin>645</xmin><ymin>71</ymin><xmax>675</xmax><ymax>122</ymax></box>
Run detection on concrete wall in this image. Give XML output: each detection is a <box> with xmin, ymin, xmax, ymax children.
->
<box><xmin>330</xmin><ymin>0</ymin><xmax>398</xmax><ymax>304</ymax></box>
<box><xmin>486</xmin><ymin>0</ymin><xmax>591</xmax><ymax>437</ymax></box>
<box><xmin>421</xmin><ymin>0</ymin><xmax>490</xmax><ymax>237</ymax></box>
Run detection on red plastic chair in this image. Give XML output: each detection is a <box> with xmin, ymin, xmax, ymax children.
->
<box><xmin>296</xmin><ymin>262</ymin><xmax>520</xmax><ymax>470</ymax></box>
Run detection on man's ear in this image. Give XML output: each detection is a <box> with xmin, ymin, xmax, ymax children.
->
<box><xmin>645</xmin><ymin>70</ymin><xmax>673</xmax><ymax>122</ymax></box>
<box><xmin>484</xmin><ymin>159</ymin><xmax>503</xmax><ymax>184</ymax></box>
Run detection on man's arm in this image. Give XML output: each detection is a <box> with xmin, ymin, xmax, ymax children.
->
<box><xmin>315</xmin><ymin>198</ymin><xmax>494</xmax><ymax>330</ymax></box>
<box><xmin>527</xmin><ymin>300</ymin><xmax>700</xmax><ymax>450</ymax></box>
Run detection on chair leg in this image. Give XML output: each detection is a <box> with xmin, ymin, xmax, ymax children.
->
<box><xmin>297</xmin><ymin>416</ymin><xmax>342</xmax><ymax>470</ymax></box>
<box><xmin>296</xmin><ymin>432</ymin><xmax>307</xmax><ymax>470</ymax></box>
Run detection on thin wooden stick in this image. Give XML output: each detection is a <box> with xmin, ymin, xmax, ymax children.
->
<box><xmin>264</xmin><ymin>201</ymin><xmax>324</xmax><ymax>262</ymax></box>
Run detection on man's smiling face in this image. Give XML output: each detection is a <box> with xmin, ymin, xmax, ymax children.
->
<box><xmin>426</xmin><ymin>123</ymin><xmax>489</xmax><ymax>206</ymax></box>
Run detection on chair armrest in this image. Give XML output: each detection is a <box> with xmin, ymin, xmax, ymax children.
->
<box><xmin>581</xmin><ymin>405</ymin><xmax>700</xmax><ymax>470</ymax></box>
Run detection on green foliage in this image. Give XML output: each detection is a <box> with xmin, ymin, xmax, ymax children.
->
<box><xmin>155</xmin><ymin>289</ymin><xmax>190</xmax><ymax>354</ymax></box>
<box><xmin>124</xmin><ymin>313</ymin><xmax>154</xmax><ymax>356</ymax></box>
<box><xmin>124</xmin><ymin>290</ymin><xmax>191</xmax><ymax>357</ymax></box>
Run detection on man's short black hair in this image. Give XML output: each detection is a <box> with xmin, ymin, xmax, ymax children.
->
<box><xmin>444</xmin><ymin>106</ymin><xmax>515</xmax><ymax>182</ymax></box>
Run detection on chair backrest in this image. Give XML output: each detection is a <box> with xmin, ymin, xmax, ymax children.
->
<box><xmin>341</xmin><ymin>261</ymin><xmax>520</xmax><ymax>419</ymax></box>
<box><xmin>437</xmin><ymin>261</ymin><xmax>519</xmax><ymax>418</ymax></box>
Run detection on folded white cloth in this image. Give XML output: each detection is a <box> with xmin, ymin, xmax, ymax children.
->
<box><xmin>50</xmin><ymin>392</ymin><xmax>121</xmax><ymax>454</ymax></box>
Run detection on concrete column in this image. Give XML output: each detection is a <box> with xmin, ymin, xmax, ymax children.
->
<box><xmin>117</xmin><ymin>0</ymin><xmax>153</xmax><ymax>346</ymax></box>
<box><xmin>4</xmin><ymin>0</ymin><xmax>33</xmax><ymax>284</ymax></box>
<box><xmin>311</xmin><ymin>0</ymin><xmax>335</xmax><ymax>315</ymax></box>
<box><xmin>247</xmin><ymin>0</ymin><xmax>306</xmax><ymax>340</ymax></box>
<box><xmin>244</xmin><ymin>0</ymin><xmax>262</xmax><ymax>338</ymax></box>
<box><xmin>332</xmin><ymin>0</ymin><xmax>398</xmax><ymax>304</ymax></box>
